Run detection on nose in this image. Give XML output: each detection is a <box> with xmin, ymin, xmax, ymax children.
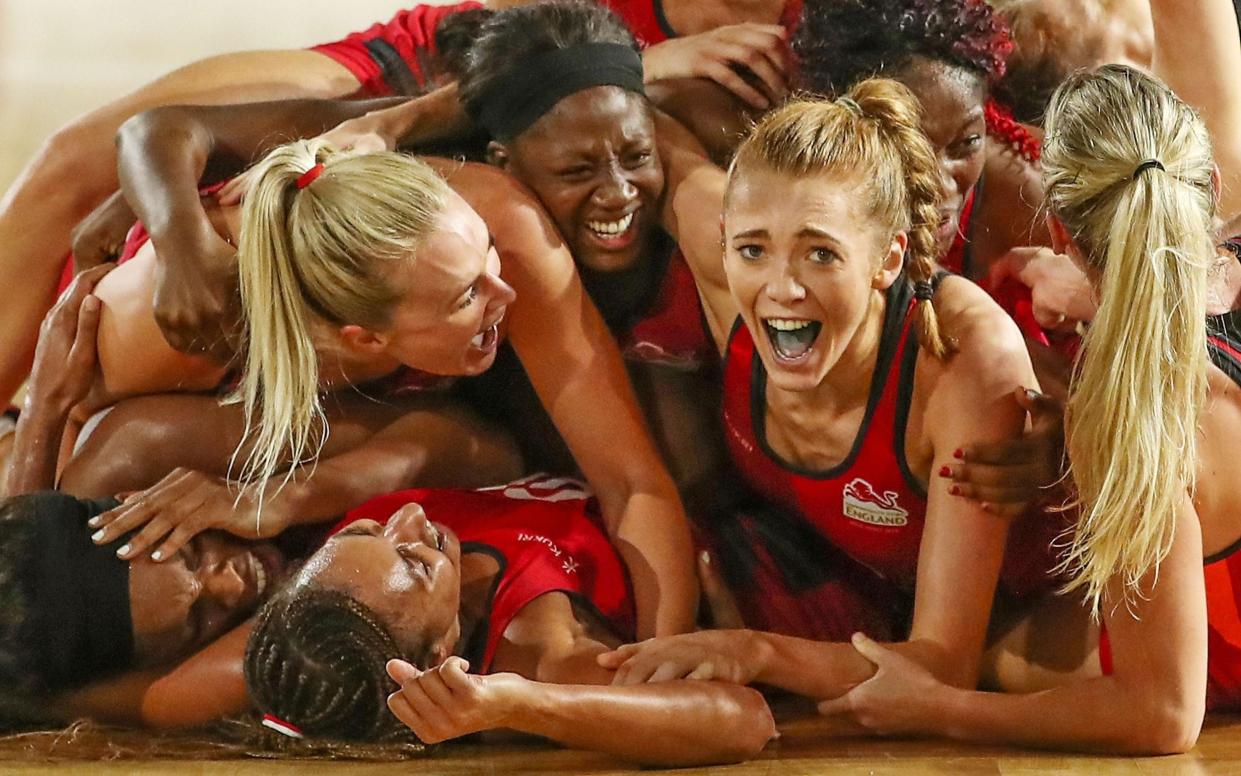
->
<box><xmin>592</xmin><ymin>166</ymin><xmax>638</xmax><ymax>210</ymax></box>
<box><xmin>201</xmin><ymin>558</ymin><xmax>247</xmax><ymax>609</ymax></box>
<box><xmin>766</xmin><ymin>262</ymin><xmax>806</xmax><ymax>305</ymax></box>
<box><xmin>385</xmin><ymin>503</ymin><xmax>432</xmax><ymax>544</ymax></box>
<box><xmin>485</xmin><ymin>272</ymin><xmax>517</xmax><ymax>310</ymax></box>
<box><xmin>937</xmin><ymin>158</ymin><xmax>959</xmax><ymax>203</ymax></box>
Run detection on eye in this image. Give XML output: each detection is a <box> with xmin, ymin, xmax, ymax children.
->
<box><xmin>624</xmin><ymin>150</ymin><xmax>653</xmax><ymax>169</ymax></box>
<box><xmin>950</xmin><ymin>134</ymin><xmax>984</xmax><ymax>158</ymax></box>
<box><xmin>558</xmin><ymin>165</ymin><xmax>593</xmax><ymax>182</ymax></box>
<box><xmin>456</xmin><ymin>283</ymin><xmax>479</xmax><ymax>311</ymax></box>
<box><xmin>736</xmin><ymin>244</ymin><xmax>764</xmax><ymax>261</ymax></box>
<box><xmin>809</xmin><ymin>247</ymin><xmax>838</xmax><ymax>264</ymax></box>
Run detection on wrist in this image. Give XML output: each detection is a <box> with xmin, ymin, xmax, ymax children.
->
<box><xmin>493</xmin><ymin>673</ymin><xmax>538</xmax><ymax>731</ymax></box>
<box><xmin>929</xmin><ymin>683</ymin><xmax>969</xmax><ymax>739</ymax></box>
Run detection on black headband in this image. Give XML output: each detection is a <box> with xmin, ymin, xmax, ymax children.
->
<box><xmin>474</xmin><ymin>43</ymin><xmax>645</xmax><ymax>141</ymax></box>
<box><xmin>21</xmin><ymin>493</ymin><xmax>131</xmax><ymax>689</ymax></box>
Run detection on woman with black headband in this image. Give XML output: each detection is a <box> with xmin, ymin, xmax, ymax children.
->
<box><xmin>597</xmin><ymin>78</ymin><xmax>1061</xmax><ymax>711</ymax></box>
<box><xmin>0</xmin><ymin>271</ymin><xmax>287</xmax><ymax>727</ymax></box>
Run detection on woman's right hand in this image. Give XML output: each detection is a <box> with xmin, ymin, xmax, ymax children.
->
<box><xmin>597</xmin><ymin>630</ymin><xmax>768</xmax><ymax>685</ymax></box>
<box><xmin>71</xmin><ymin>191</ymin><xmax>136</xmax><ymax>273</ymax></box>
<box><xmin>641</xmin><ymin>24</ymin><xmax>791</xmax><ymax>109</ymax></box>
<box><xmin>151</xmin><ymin>229</ymin><xmax>238</xmax><ymax>363</ymax></box>
<box><xmin>27</xmin><ymin>263</ymin><xmax>113</xmax><ymax>416</ymax></box>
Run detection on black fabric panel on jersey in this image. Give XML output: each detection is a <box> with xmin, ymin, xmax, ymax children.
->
<box><xmin>363</xmin><ymin>38</ymin><xmax>422</xmax><ymax>97</ymax></box>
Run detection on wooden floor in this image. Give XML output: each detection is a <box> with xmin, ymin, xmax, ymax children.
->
<box><xmin>3</xmin><ymin>712</ymin><xmax>1241</xmax><ymax>774</ymax></box>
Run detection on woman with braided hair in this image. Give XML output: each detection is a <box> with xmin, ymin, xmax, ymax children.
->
<box><xmin>799</xmin><ymin>64</ymin><xmax>1241</xmax><ymax>756</ymax></box>
<box><xmin>597</xmin><ymin>78</ymin><xmax>1058</xmax><ymax>703</ymax></box>
<box><xmin>242</xmin><ymin>477</ymin><xmax>775</xmax><ymax>764</ymax></box>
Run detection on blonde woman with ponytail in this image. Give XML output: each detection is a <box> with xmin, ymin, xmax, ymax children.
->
<box><xmin>599</xmin><ymin>77</ymin><xmax>1057</xmax><ymax>702</ymax></box>
<box><xmin>80</xmin><ymin>97</ymin><xmax>697</xmax><ymax>640</ymax></box>
<box><xmin>791</xmin><ymin>65</ymin><xmax>1241</xmax><ymax>755</ymax></box>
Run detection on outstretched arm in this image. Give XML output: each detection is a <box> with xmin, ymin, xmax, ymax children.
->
<box><xmin>387</xmin><ymin>593</ymin><xmax>774</xmax><ymax>766</ymax></box>
<box><xmin>444</xmin><ymin>163</ymin><xmax>697</xmax><ymax>638</ymax></box>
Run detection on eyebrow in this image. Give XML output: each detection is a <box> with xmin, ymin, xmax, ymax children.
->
<box><xmin>956</xmin><ymin>107</ymin><xmax>986</xmax><ymax>132</ymax></box>
<box><xmin>732</xmin><ymin>226</ymin><xmax>845</xmax><ymax>245</ymax></box>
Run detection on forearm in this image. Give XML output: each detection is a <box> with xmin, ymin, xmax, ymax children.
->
<box><xmin>389</xmin><ymin>83</ymin><xmax>475</xmax><ymax>149</ymax></box>
<box><xmin>508</xmin><ymin>679</ymin><xmax>774</xmax><ymax>766</ymax></box>
<box><xmin>4</xmin><ymin>403</ymin><xmax>69</xmax><ymax>495</ymax></box>
<box><xmin>605</xmin><ymin>487</ymin><xmax>697</xmax><ymax>638</ymax></box>
<box><xmin>754</xmin><ymin>631</ymin><xmax>962</xmax><ymax>699</ymax></box>
<box><xmin>933</xmin><ymin>676</ymin><xmax>1200</xmax><ymax>755</ymax></box>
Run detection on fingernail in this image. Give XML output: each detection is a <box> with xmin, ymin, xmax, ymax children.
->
<box><xmin>88</xmin><ymin>516</ymin><xmax>101</xmax><ymax>528</ymax></box>
<box><xmin>91</xmin><ymin>529</ymin><xmax>105</xmax><ymax>542</ymax></box>
<box><xmin>949</xmin><ymin>485</ymin><xmax>961</xmax><ymax>496</ymax></box>
<box><xmin>953</xmin><ymin>448</ymin><xmax>964</xmax><ymax>459</ymax></box>
<box><xmin>116</xmin><ymin>543</ymin><xmax>130</xmax><ymax>557</ymax></box>
<box><xmin>1025</xmin><ymin>389</ymin><xmax>1040</xmax><ymax>401</ymax></box>
<box><xmin>699</xmin><ymin>550</ymin><xmax>712</xmax><ymax>566</ymax></box>
<box><xmin>938</xmin><ymin>465</ymin><xmax>952</xmax><ymax>478</ymax></box>
<box><xmin>150</xmin><ymin>550</ymin><xmax>163</xmax><ymax>562</ymax></box>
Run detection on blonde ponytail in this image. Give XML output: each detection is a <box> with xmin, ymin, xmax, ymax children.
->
<box><xmin>1043</xmin><ymin>66</ymin><xmax>1217</xmax><ymax>614</ymax></box>
<box><xmin>231</xmin><ymin>141</ymin><xmax>450</xmax><ymax>518</ymax></box>
<box><xmin>727</xmin><ymin>77</ymin><xmax>948</xmax><ymax>356</ymax></box>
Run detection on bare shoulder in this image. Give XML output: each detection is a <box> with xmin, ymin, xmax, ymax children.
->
<box><xmin>931</xmin><ymin>275</ymin><xmax>1033</xmax><ymax>387</ymax></box>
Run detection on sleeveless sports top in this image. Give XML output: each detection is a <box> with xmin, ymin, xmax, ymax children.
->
<box><xmin>720</xmin><ymin>277</ymin><xmax>1056</xmax><ymax>593</ymax></box>
<box><xmin>333</xmin><ymin>475</ymin><xmax>635</xmax><ymax>673</ymax></box>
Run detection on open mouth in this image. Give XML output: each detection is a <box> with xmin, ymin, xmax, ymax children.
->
<box><xmin>763</xmin><ymin>318</ymin><xmax>822</xmax><ymax>363</ymax></box>
<box><xmin>585</xmin><ymin>211</ymin><xmax>638</xmax><ymax>249</ymax></box>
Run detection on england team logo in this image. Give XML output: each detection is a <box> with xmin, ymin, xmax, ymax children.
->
<box><xmin>842</xmin><ymin>478</ymin><xmax>909</xmax><ymax>527</ymax></box>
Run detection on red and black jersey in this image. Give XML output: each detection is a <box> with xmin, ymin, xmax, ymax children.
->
<box><xmin>618</xmin><ymin>247</ymin><xmax>715</xmax><ymax>368</ymax></box>
<box><xmin>311</xmin><ymin>2</ymin><xmax>482</xmax><ymax>97</ymax></box>
<box><xmin>719</xmin><ymin>278</ymin><xmax>1055</xmax><ymax>594</ymax></box>
<box><xmin>597</xmin><ymin>0</ymin><xmax>803</xmax><ymax>47</ymax></box>
<box><xmin>332</xmin><ymin>475</ymin><xmax>635</xmax><ymax>673</ymax></box>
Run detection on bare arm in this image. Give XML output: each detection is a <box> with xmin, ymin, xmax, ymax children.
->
<box><xmin>389</xmin><ymin>593</ymin><xmax>774</xmax><ymax>766</ymax></box>
<box><xmin>1151</xmin><ymin>0</ymin><xmax>1241</xmax><ymax>215</ymax></box>
<box><xmin>447</xmin><ymin>164</ymin><xmax>697</xmax><ymax>638</ymax></box>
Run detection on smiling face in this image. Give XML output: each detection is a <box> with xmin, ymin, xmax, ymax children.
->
<box><xmin>129</xmin><ymin>532</ymin><xmax>286</xmax><ymax>666</ymax></box>
<box><xmin>725</xmin><ymin>163</ymin><xmax>904</xmax><ymax>392</ymax></box>
<box><xmin>297</xmin><ymin>503</ymin><xmax>463</xmax><ymax>660</ymax></box>
<box><xmin>896</xmin><ymin>59</ymin><xmax>988</xmax><ymax>255</ymax></box>
<box><xmin>371</xmin><ymin>190</ymin><xmax>516</xmax><ymax>377</ymax></box>
<box><xmin>498</xmin><ymin>86</ymin><xmax>665</xmax><ymax>274</ymax></box>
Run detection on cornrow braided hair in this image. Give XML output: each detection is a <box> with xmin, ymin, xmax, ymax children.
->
<box><xmin>244</xmin><ymin>586</ymin><xmax>421</xmax><ymax>747</ymax></box>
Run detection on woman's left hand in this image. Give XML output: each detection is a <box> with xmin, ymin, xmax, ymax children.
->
<box><xmin>88</xmin><ymin>466</ymin><xmax>287</xmax><ymax>560</ymax></box>
<box><xmin>816</xmin><ymin>633</ymin><xmax>948</xmax><ymax>736</ymax></box>
<box><xmin>386</xmin><ymin>657</ymin><xmax>523</xmax><ymax>744</ymax></box>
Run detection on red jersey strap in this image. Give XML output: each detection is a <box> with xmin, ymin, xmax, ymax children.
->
<box><xmin>621</xmin><ymin>248</ymin><xmax>715</xmax><ymax>368</ymax></box>
<box><xmin>334</xmin><ymin>476</ymin><xmax>634</xmax><ymax>673</ymax></box>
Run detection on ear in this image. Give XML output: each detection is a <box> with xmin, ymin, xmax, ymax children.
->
<box><xmin>485</xmin><ymin>141</ymin><xmax>511</xmax><ymax>170</ymax></box>
<box><xmin>872</xmin><ymin>232</ymin><xmax>906</xmax><ymax>290</ymax></box>
<box><xmin>1045</xmin><ymin>213</ymin><xmax>1077</xmax><ymax>257</ymax></box>
<box><xmin>338</xmin><ymin>323</ymin><xmax>388</xmax><ymax>355</ymax></box>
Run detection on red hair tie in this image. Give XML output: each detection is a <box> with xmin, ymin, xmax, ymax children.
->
<box><xmin>261</xmin><ymin>713</ymin><xmax>304</xmax><ymax>738</ymax></box>
<box><xmin>296</xmin><ymin>163</ymin><xmax>325</xmax><ymax>190</ymax></box>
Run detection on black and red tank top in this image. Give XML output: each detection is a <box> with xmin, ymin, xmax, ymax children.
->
<box><xmin>332</xmin><ymin>475</ymin><xmax>635</xmax><ymax>673</ymax></box>
<box><xmin>721</xmin><ymin>278</ymin><xmax>1056</xmax><ymax>593</ymax></box>
<box><xmin>721</xmin><ymin>280</ymin><xmax>928</xmax><ymax>586</ymax></box>
<box><xmin>599</xmin><ymin>0</ymin><xmax>803</xmax><ymax>47</ymax></box>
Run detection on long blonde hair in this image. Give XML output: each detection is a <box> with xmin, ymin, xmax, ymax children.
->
<box><xmin>1044</xmin><ymin>65</ymin><xmax>1217</xmax><ymax>613</ymax></box>
<box><xmin>231</xmin><ymin>142</ymin><xmax>450</xmax><ymax>512</ymax></box>
<box><xmin>727</xmin><ymin>77</ymin><xmax>949</xmax><ymax>356</ymax></box>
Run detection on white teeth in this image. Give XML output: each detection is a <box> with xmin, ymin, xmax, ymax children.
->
<box><xmin>254</xmin><ymin>562</ymin><xmax>267</xmax><ymax>596</ymax></box>
<box><xmin>587</xmin><ymin>212</ymin><xmax>634</xmax><ymax>236</ymax></box>
<box><xmin>765</xmin><ymin>318</ymin><xmax>814</xmax><ymax>331</ymax></box>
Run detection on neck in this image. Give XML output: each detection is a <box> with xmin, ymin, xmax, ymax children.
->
<box><xmin>454</xmin><ymin>550</ymin><xmax>503</xmax><ymax>651</ymax></box>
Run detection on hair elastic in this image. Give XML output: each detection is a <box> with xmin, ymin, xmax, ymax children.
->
<box><xmin>261</xmin><ymin>713</ymin><xmax>304</xmax><ymax>739</ymax></box>
<box><xmin>836</xmin><ymin>96</ymin><xmax>863</xmax><ymax>116</ymax></box>
<box><xmin>296</xmin><ymin>163</ymin><xmax>325</xmax><ymax>190</ymax></box>
<box><xmin>913</xmin><ymin>280</ymin><xmax>936</xmax><ymax>301</ymax></box>
<box><xmin>1132</xmin><ymin>159</ymin><xmax>1165</xmax><ymax>180</ymax></box>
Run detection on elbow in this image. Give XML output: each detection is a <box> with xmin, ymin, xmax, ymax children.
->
<box><xmin>1135</xmin><ymin>700</ymin><xmax>1204</xmax><ymax>756</ymax></box>
<box><xmin>707</xmin><ymin>687</ymin><xmax>776</xmax><ymax>764</ymax></box>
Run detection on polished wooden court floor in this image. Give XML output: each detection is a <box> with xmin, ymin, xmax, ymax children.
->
<box><xmin>3</xmin><ymin>710</ymin><xmax>1241</xmax><ymax>774</ymax></box>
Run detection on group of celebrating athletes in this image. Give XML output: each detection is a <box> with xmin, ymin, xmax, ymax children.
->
<box><xmin>1</xmin><ymin>0</ymin><xmax>1239</xmax><ymax>764</ymax></box>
